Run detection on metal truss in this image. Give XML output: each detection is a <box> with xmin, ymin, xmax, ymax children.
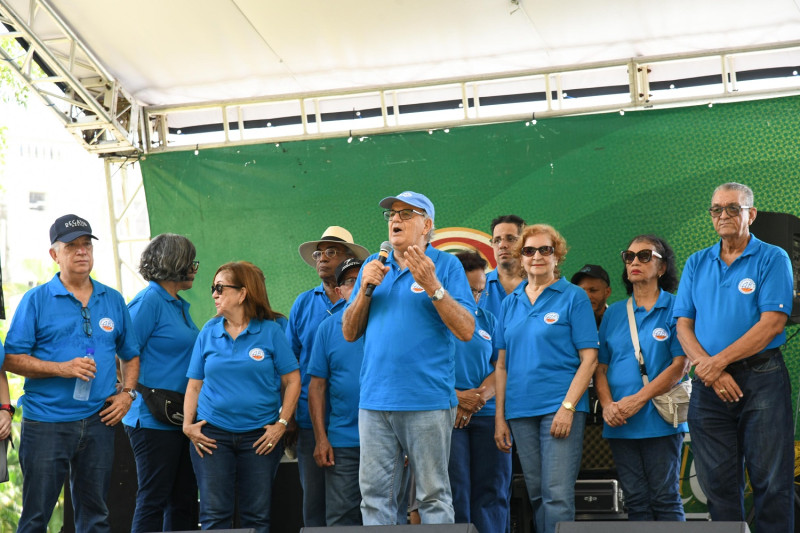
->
<box><xmin>142</xmin><ymin>40</ymin><xmax>800</xmax><ymax>154</ymax></box>
<box><xmin>0</xmin><ymin>0</ymin><xmax>140</xmax><ymax>155</ymax></box>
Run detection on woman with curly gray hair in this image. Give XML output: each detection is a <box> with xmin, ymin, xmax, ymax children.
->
<box><xmin>123</xmin><ymin>233</ymin><xmax>201</xmax><ymax>532</ymax></box>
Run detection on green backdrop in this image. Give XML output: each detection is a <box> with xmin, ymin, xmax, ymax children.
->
<box><xmin>140</xmin><ymin>95</ymin><xmax>800</xmax><ymax>437</ymax></box>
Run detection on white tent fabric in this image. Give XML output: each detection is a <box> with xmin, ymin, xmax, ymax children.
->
<box><xmin>18</xmin><ymin>0</ymin><xmax>800</xmax><ymax>107</ymax></box>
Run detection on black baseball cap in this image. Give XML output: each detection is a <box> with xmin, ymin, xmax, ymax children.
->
<box><xmin>570</xmin><ymin>264</ymin><xmax>610</xmax><ymax>286</ymax></box>
<box><xmin>49</xmin><ymin>214</ymin><xmax>98</xmax><ymax>245</ymax></box>
<box><xmin>335</xmin><ymin>258</ymin><xmax>364</xmax><ymax>286</ymax></box>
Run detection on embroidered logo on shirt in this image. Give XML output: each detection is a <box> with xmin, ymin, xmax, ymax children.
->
<box><xmin>410</xmin><ymin>282</ymin><xmax>425</xmax><ymax>294</ymax></box>
<box><xmin>738</xmin><ymin>278</ymin><xmax>756</xmax><ymax>294</ymax></box>
<box><xmin>99</xmin><ymin>318</ymin><xmax>114</xmax><ymax>332</ymax></box>
<box><xmin>652</xmin><ymin>328</ymin><xmax>669</xmax><ymax>341</ymax></box>
<box><xmin>478</xmin><ymin>329</ymin><xmax>492</xmax><ymax>340</ymax></box>
<box><xmin>249</xmin><ymin>348</ymin><xmax>265</xmax><ymax>361</ymax></box>
<box><xmin>543</xmin><ymin>312</ymin><xmax>559</xmax><ymax>324</ymax></box>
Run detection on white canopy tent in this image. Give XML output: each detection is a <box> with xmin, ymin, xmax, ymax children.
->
<box><xmin>2</xmin><ymin>0</ymin><xmax>800</xmax><ymax>292</ymax></box>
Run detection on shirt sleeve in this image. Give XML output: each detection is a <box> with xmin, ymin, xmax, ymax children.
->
<box><xmin>673</xmin><ymin>253</ymin><xmax>698</xmax><ymax>321</ymax></box>
<box><xmin>115</xmin><ymin>302</ymin><xmax>140</xmax><ymax>361</ymax></box>
<box><xmin>127</xmin><ymin>295</ymin><xmax>158</xmax><ymax>354</ymax></box>
<box><xmin>186</xmin><ymin>329</ymin><xmax>208</xmax><ymax>380</ymax></box>
<box><xmin>597</xmin><ymin>309</ymin><xmax>611</xmax><ymax>365</ymax></box>
<box><xmin>272</xmin><ymin>322</ymin><xmax>301</xmax><ymax>376</ymax></box>
<box><xmin>4</xmin><ymin>290</ymin><xmax>37</xmax><ymax>354</ymax></box>
<box><xmin>286</xmin><ymin>297</ymin><xmax>303</xmax><ymax>357</ymax></box>
<box><xmin>307</xmin><ymin>318</ymin><xmax>332</xmax><ymax>379</ymax></box>
<box><xmin>756</xmin><ymin>246</ymin><xmax>794</xmax><ymax>315</ymax></box>
<box><xmin>493</xmin><ymin>297</ymin><xmax>509</xmax><ymax>350</ymax></box>
<box><xmin>570</xmin><ymin>289</ymin><xmax>600</xmax><ymax>350</ymax></box>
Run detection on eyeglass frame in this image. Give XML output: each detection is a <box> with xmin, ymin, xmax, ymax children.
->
<box><xmin>708</xmin><ymin>204</ymin><xmax>751</xmax><ymax>218</ymax></box>
<box><xmin>188</xmin><ymin>260</ymin><xmax>200</xmax><ymax>272</ymax></box>
<box><xmin>211</xmin><ymin>283</ymin><xmax>242</xmax><ymax>295</ymax></box>
<box><xmin>520</xmin><ymin>245</ymin><xmax>555</xmax><ymax>257</ymax></box>
<box><xmin>81</xmin><ymin>306</ymin><xmax>92</xmax><ymax>337</ymax></box>
<box><xmin>312</xmin><ymin>248</ymin><xmax>350</xmax><ymax>261</ymax></box>
<box><xmin>491</xmin><ymin>235</ymin><xmax>519</xmax><ymax>246</ymax></box>
<box><xmin>383</xmin><ymin>208</ymin><xmax>426</xmax><ymax>221</ymax></box>
<box><xmin>620</xmin><ymin>249</ymin><xmax>663</xmax><ymax>264</ymax></box>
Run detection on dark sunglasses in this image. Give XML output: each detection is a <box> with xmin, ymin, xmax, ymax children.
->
<box><xmin>621</xmin><ymin>249</ymin><xmax>663</xmax><ymax>264</ymax></box>
<box><xmin>211</xmin><ymin>283</ymin><xmax>242</xmax><ymax>295</ymax></box>
<box><xmin>81</xmin><ymin>306</ymin><xmax>92</xmax><ymax>337</ymax></box>
<box><xmin>520</xmin><ymin>246</ymin><xmax>555</xmax><ymax>257</ymax></box>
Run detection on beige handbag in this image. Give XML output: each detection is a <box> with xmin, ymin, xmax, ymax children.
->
<box><xmin>626</xmin><ymin>298</ymin><xmax>691</xmax><ymax>428</ymax></box>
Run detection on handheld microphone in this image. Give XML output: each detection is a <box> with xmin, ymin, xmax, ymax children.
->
<box><xmin>364</xmin><ymin>241</ymin><xmax>392</xmax><ymax>297</ymax></box>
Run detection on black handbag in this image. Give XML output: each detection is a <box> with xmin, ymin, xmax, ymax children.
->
<box><xmin>136</xmin><ymin>384</ymin><xmax>185</xmax><ymax>426</ymax></box>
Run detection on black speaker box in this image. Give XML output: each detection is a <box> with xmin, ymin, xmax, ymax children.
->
<box><xmin>556</xmin><ymin>521</ymin><xmax>751</xmax><ymax>532</ymax></box>
<box><xmin>750</xmin><ymin>210</ymin><xmax>800</xmax><ymax>323</ymax></box>
<box><xmin>301</xmin><ymin>524</ymin><xmax>478</xmax><ymax>533</ymax></box>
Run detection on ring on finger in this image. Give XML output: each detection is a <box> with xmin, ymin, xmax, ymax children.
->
<box><xmin>198</xmin><ymin>443</ymin><xmax>205</xmax><ymax>450</ymax></box>
<box><xmin>267</xmin><ymin>443</ymin><xmax>273</xmax><ymax>448</ymax></box>
<box><xmin>719</xmin><ymin>388</ymin><xmax>727</xmax><ymax>394</ymax></box>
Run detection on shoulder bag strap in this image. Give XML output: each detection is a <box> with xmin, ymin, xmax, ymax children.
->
<box><xmin>626</xmin><ymin>297</ymin><xmax>650</xmax><ymax>386</ymax></box>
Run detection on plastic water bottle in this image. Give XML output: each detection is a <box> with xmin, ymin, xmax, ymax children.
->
<box><xmin>73</xmin><ymin>348</ymin><xmax>95</xmax><ymax>401</ymax></box>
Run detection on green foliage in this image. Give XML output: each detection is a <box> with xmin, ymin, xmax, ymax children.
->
<box><xmin>0</xmin><ymin>37</ymin><xmax>30</xmax><ymax>105</ymax></box>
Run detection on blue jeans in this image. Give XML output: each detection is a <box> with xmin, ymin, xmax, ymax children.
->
<box><xmin>190</xmin><ymin>424</ymin><xmax>283</xmax><ymax>533</ymax></box>
<box><xmin>448</xmin><ymin>415</ymin><xmax>512</xmax><ymax>533</ymax></box>
<box><xmin>509</xmin><ymin>412</ymin><xmax>586</xmax><ymax>533</ymax></box>
<box><xmin>17</xmin><ymin>413</ymin><xmax>115</xmax><ymax>533</ymax></box>
<box><xmin>688</xmin><ymin>351</ymin><xmax>794</xmax><ymax>533</ymax></box>
<box><xmin>125</xmin><ymin>424</ymin><xmax>198</xmax><ymax>532</ymax></box>
<box><xmin>608</xmin><ymin>434</ymin><xmax>685</xmax><ymax>521</ymax></box>
<box><xmin>296</xmin><ymin>427</ymin><xmax>326</xmax><ymax>527</ymax></box>
<box><xmin>359</xmin><ymin>408</ymin><xmax>456</xmax><ymax>525</ymax></box>
<box><xmin>325</xmin><ymin>446</ymin><xmax>362</xmax><ymax>526</ymax></box>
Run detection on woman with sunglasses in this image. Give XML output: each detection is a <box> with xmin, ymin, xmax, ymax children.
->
<box><xmin>124</xmin><ymin>233</ymin><xmax>201</xmax><ymax>532</ymax></box>
<box><xmin>494</xmin><ymin>224</ymin><xmax>598</xmax><ymax>533</ymax></box>
<box><xmin>184</xmin><ymin>261</ymin><xmax>300</xmax><ymax>533</ymax></box>
<box><xmin>594</xmin><ymin>235</ymin><xmax>688</xmax><ymax>521</ymax></box>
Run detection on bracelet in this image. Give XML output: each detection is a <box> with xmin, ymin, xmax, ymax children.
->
<box><xmin>278</xmin><ymin>418</ymin><xmax>288</xmax><ymax>427</ymax></box>
<box><xmin>0</xmin><ymin>404</ymin><xmax>15</xmax><ymax>417</ymax></box>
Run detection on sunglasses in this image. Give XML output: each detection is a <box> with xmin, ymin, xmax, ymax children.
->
<box><xmin>81</xmin><ymin>306</ymin><xmax>92</xmax><ymax>337</ymax></box>
<box><xmin>709</xmin><ymin>205</ymin><xmax>750</xmax><ymax>218</ymax></box>
<box><xmin>520</xmin><ymin>246</ymin><xmax>555</xmax><ymax>257</ymax></box>
<box><xmin>211</xmin><ymin>283</ymin><xmax>242</xmax><ymax>295</ymax></box>
<box><xmin>621</xmin><ymin>249</ymin><xmax>663</xmax><ymax>264</ymax></box>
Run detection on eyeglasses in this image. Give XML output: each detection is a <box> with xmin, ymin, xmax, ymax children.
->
<box><xmin>491</xmin><ymin>235</ymin><xmax>519</xmax><ymax>246</ymax></box>
<box><xmin>211</xmin><ymin>283</ymin><xmax>242</xmax><ymax>295</ymax></box>
<box><xmin>621</xmin><ymin>249</ymin><xmax>663</xmax><ymax>264</ymax></box>
<box><xmin>189</xmin><ymin>260</ymin><xmax>200</xmax><ymax>272</ymax></box>
<box><xmin>520</xmin><ymin>246</ymin><xmax>555</xmax><ymax>257</ymax></box>
<box><xmin>470</xmin><ymin>287</ymin><xmax>485</xmax><ymax>298</ymax></box>
<box><xmin>709</xmin><ymin>205</ymin><xmax>751</xmax><ymax>218</ymax></box>
<box><xmin>81</xmin><ymin>306</ymin><xmax>92</xmax><ymax>337</ymax></box>
<box><xmin>339</xmin><ymin>278</ymin><xmax>357</xmax><ymax>288</ymax></box>
<box><xmin>312</xmin><ymin>248</ymin><xmax>347</xmax><ymax>261</ymax></box>
<box><xmin>383</xmin><ymin>209</ymin><xmax>425</xmax><ymax>221</ymax></box>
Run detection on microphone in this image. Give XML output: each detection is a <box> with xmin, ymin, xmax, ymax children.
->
<box><xmin>364</xmin><ymin>241</ymin><xmax>392</xmax><ymax>297</ymax></box>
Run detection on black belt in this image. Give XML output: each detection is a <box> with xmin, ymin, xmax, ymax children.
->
<box><xmin>726</xmin><ymin>347</ymin><xmax>780</xmax><ymax>372</ymax></box>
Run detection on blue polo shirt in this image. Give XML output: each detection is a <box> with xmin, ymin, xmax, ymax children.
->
<box><xmin>673</xmin><ymin>235</ymin><xmax>793</xmax><ymax>356</ymax></box>
<box><xmin>455</xmin><ymin>308</ymin><xmax>498</xmax><ymax>417</ymax></box>
<box><xmin>5</xmin><ymin>273</ymin><xmax>139</xmax><ymax>422</ymax></box>
<box><xmin>307</xmin><ymin>310</ymin><xmax>364</xmax><ymax>448</ymax></box>
<box><xmin>287</xmin><ymin>284</ymin><xmax>346</xmax><ymax>429</ymax></box>
<box><xmin>348</xmin><ymin>245</ymin><xmax>476</xmax><ymax>411</ymax></box>
<box><xmin>479</xmin><ymin>269</ymin><xmax>522</xmax><ymax>319</ymax></box>
<box><xmin>0</xmin><ymin>341</ymin><xmax>4</xmax><ymax>369</ymax></box>
<box><xmin>123</xmin><ymin>281</ymin><xmax>200</xmax><ymax>430</ymax></box>
<box><xmin>188</xmin><ymin>316</ymin><xmax>299</xmax><ymax>432</ymax></box>
<box><xmin>598</xmin><ymin>290</ymin><xmax>688</xmax><ymax>438</ymax></box>
<box><xmin>495</xmin><ymin>278</ymin><xmax>598</xmax><ymax>419</ymax></box>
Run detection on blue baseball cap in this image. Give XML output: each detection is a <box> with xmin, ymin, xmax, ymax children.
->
<box><xmin>379</xmin><ymin>191</ymin><xmax>435</xmax><ymax>222</ymax></box>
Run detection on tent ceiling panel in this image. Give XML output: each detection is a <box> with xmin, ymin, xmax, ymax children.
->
<box><xmin>32</xmin><ymin>0</ymin><xmax>800</xmax><ymax>107</ymax></box>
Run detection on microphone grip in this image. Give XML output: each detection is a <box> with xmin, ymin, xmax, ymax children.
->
<box><xmin>364</xmin><ymin>283</ymin><xmax>377</xmax><ymax>298</ymax></box>
<box><xmin>364</xmin><ymin>250</ymin><xmax>390</xmax><ymax>298</ymax></box>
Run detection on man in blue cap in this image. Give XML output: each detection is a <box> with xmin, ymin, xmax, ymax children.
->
<box><xmin>343</xmin><ymin>191</ymin><xmax>476</xmax><ymax>525</ymax></box>
<box><xmin>4</xmin><ymin>214</ymin><xmax>140</xmax><ymax>533</ymax></box>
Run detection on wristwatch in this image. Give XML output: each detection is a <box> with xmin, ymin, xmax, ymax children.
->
<box><xmin>122</xmin><ymin>388</ymin><xmax>138</xmax><ymax>401</ymax></box>
<box><xmin>278</xmin><ymin>418</ymin><xmax>289</xmax><ymax>427</ymax></box>
<box><xmin>0</xmin><ymin>404</ymin><xmax>15</xmax><ymax>417</ymax></box>
<box><xmin>561</xmin><ymin>401</ymin><xmax>576</xmax><ymax>412</ymax></box>
<box><xmin>430</xmin><ymin>286</ymin><xmax>446</xmax><ymax>301</ymax></box>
